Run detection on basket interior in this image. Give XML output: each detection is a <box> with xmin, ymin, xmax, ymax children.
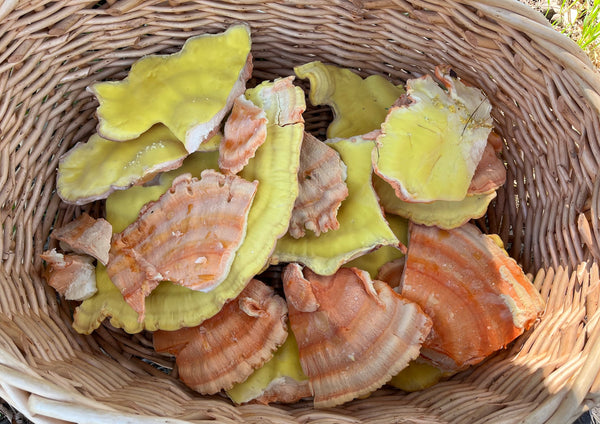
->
<box><xmin>1</xmin><ymin>1</ymin><xmax>600</xmax><ymax>423</ymax></box>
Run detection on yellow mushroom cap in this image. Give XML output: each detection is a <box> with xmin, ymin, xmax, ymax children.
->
<box><xmin>57</xmin><ymin>125</ymin><xmax>188</xmax><ymax>205</ymax></box>
<box><xmin>373</xmin><ymin>66</ymin><xmax>493</xmax><ymax>203</ymax></box>
<box><xmin>273</xmin><ymin>133</ymin><xmax>398</xmax><ymax>276</ymax></box>
<box><xmin>90</xmin><ymin>25</ymin><xmax>252</xmax><ymax>153</ymax></box>
<box><xmin>294</xmin><ymin>60</ymin><xmax>404</xmax><ymax>138</ymax></box>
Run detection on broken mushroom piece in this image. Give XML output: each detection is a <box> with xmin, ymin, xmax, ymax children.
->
<box><xmin>282</xmin><ymin>263</ymin><xmax>432</xmax><ymax>408</ymax></box>
<box><xmin>467</xmin><ymin>136</ymin><xmax>507</xmax><ymax>194</ymax></box>
<box><xmin>153</xmin><ymin>279</ymin><xmax>288</xmax><ymax>395</ymax></box>
<box><xmin>219</xmin><ymin>95</ymin><xmax>267</xmax><ymax>174</ymax></box>
<box><xmin>90</xmin><ymin>24</ymin><xmax>252</xmax><ymax>153</ymax></box>
<box><xmin>107</xmin><ymin>170</ymin><xmax>258</xmax><ymax>321</ymax></box>
<box><xmin>273</xmin><ymin>133</ymin><xmax>398</xmax><ymax>276</ymax></box>
<box><xmin>50</xmin><ymin>213</ymin><xmax>112</xmax><ymax>265</ymax></box>
<box><xmin>373</xmin><ymin>65</ymin><xmax>493</xmax><ymax>203</ymax></box>
<box><xmin>41</xmin><ymin>249</ymin><xmax>97</xmax><ymax>301</ymax></box>
<box><xmin>401</xmin><ymin>222</ymin><xmax>545</xmax><ymax>372</ymax></box>
<box><xmin>294</xmin><ymin>61</ymin><xmax>405</xmax><ymax>138</ymax></box>
<box><xmin>289</xmin><ymin>132</ymin><xmax>349</xmax><ymax>238</ymax></box>
<box><xmin>57</xmin><ymin>125</ymin><xmax>188</xmax><ymax>205</ymax></box>
<box><xmin>226</xmin><ymin>329</ymin><xmax>311</xmax><ymax>405</ymax></box>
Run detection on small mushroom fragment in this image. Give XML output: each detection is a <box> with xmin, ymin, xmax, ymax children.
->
<box><xmin>219</xmin><ymin>95</ymin><xmax>267</xmax><ymax>174</ymax></box>
<box><xmin>467</xmin><ymin>136</ymin><xmax>507</xmax><ymax>194</ymax></box>
<box><xmin>289</xmin><ymin>132</ymin><xmax>349</xmax><ymax>238</ymax></box>
<box><xmin>90</xmin><ymin>24</ymin><xmax>253</xmax><ymax>153</ymax></box>
<box><xmin>373</xmin><ymin>65</ymin><xmax>493</xmax><ymax>203</ymax></box>
<box><xmin>226</xmin><ymin>329</ymin><xmax>311</xmax><ymax>405</ymax></box>
<box><xmin>40</xmin><ymin>249</ymin><xmax>96</xmax><ymax>301</ymax></box>
<box><xmin>57</xmin><ymin>125</ymin><xmax>188</xmax><ymax>205</ymax></box>
<box><xmin>251</xmin><ymin>76</ymin><xmax>305</xmax><ymax>127</ymax></box>
<box><xmin>273</xmin><ymin>133</ymin><xmax>398</xmax><ymax>276</ymax></box>
<box><xmin>282</xmin><ymin>263</ymin><xmax>432</xmax><ymax>408</ymax></box>
<box><xmin>153</xmin><ymin>279</ymin><xmax>288</xmax><ymax>395</ymax></box>
<box><xmin>400</xmin><ymin>223</ymin><xmax>545</xmax><ymax>372</ymax></box>
<box><xmin>107</xmin><ymin>170</ymin><xmax>258</xmax><ymax>320</ymax></box>
<box><xmin>294</xmin><ymin>61</ymin><xmax>405</xmax><ymax>138</ymax></box>
<box><xmin>50</xmin><ymin>213</ymin><xmax>112</xmax><ymax>265</ymax></box>
<box><xmin>74</xmin><ymin>78</ymin><xmax>305</xmax><ymax>335</ymax></box>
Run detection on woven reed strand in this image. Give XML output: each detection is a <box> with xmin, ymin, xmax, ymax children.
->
<box><xmin>1</xmin><ymin>0</ymin><xmax>600</xmax><ymax>423</ymax></box>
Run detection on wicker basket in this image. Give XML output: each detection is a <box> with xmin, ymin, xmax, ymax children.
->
<box><xmin>2</xmin><ymin>0</ymin><xmax>600</xmax><ymax>422</ymax></box>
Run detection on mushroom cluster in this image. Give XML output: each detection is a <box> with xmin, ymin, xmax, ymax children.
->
<box><xmin>42</xmin><ymin>25</ymin><xmax>545</xmax><ymax>407</ymax></box>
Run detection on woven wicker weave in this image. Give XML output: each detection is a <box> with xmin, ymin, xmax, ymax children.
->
<box><xmin>1</xmin><ymin>0</ymin><xmax>600</xmax><ymax>422</ymax></box>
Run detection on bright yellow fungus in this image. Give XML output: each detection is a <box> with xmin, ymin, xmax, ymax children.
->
<box><xmin>57</xmin><ymin>125</ymin><xmax>187</xmax><ymax>205</ymax></box>
<box><xmin>373</xmin><ymin>67</ymin><xmax>493</xmax><ymax>203</ymax></box>
<box><xmin>90</xmin><ymin>25</ymin><xmax>252</xmax><ymax>153</ymax></box>
<box><xmin>294</xmin><ymin>61</ymin><xmax>404</xmax><ymax>138</ymax></box>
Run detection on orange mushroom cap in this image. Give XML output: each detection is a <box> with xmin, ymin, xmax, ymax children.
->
<box><xmin>400</xmin><ymin>222</ymin><xmax>545</xmax><ymax>372</ymax></box>
<box><xmin>288</xmin><ymin>132</ymin><xmax>349</xmax><ymax>238</ymax></box>
<box><xmin>107</xmin><ymin>170</ymin><xmax>258</xmax><ymax>321</ymax></box>
<box><xmin>282</xmin><ymin>263</ymin><xmax>432</xmax><ymax>407</ymax></box>
<box><xmin>153</xmin><ymin>278</ymin><xmax>288</xmax><ymax>394</ymax></box>
<box><xmin>219</xmin><ymin>95</ymin><xmax>268</xmax><ymax>174</ymax></box>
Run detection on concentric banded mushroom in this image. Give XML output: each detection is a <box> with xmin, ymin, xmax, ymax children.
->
<box><xmin>226</xmin><ymin>329</ymin><xmax>310</xmax><ymax>405</ymax></box>
<box><xmin>289</xmin><ymin>132</ymin><xmax>348</xmax><ymax>238</ymax></box>
<box><xmin>400</xmin><ymin>223</ymin><xmax>545</xmax><ymax>372</ymax></box>
<box><xmin>219</xmin><ymin>95</ymin><xmax>267</xmax><ymax>174</ymax></box>
<box><xmin>153</xmin><ymin>278</ymin><xmax>288</xmax><ymax>395</ymax></box>
<box><xmin>282</xmin><ymin>263</ymin><xmax>432</xmax><ymax>407</ymax></box>
<box><xmin>107</xmin><ymin>170</ymin><xmax>258</xmax><ymax>320</ymax></box>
